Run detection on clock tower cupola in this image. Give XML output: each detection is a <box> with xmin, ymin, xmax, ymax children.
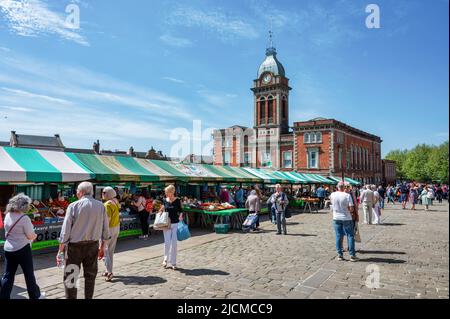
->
<box><xmin>251</xmin><ymin>30</ymin><xmax>291</xmax><ymax>134</ymax></box>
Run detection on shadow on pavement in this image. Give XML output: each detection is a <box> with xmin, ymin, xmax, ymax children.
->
<box><xmin>177</xmin><ymin>268</ymin><xmax>229</xmax><ymax>276</ymax></box>
<box><xmin>357</xmin><ymin>257</ymin><xmax>406</xmax><ymax>264</ymax></box>
<box><xmin>358</xmin><ymin>250</ymin><xmax>406</xmax><ymax>255</ymax></box>
<box><xmin>112</xmin><ymin>275</ymin><xmax>167</xmax><ymax>285</ymax></box>
<box><xmin>285</xmin><ymin>233</ymin><xmax>317</xmax><ymax>237</ymax></box>
<box><xmin>377</xmin><ymin>223</ymin><xmax>405</xmax><ymax>226</ymax></box>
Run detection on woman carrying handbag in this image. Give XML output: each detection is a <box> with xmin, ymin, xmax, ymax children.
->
<box><xmin>159</xmin><ymin>185</ymin><xmax>183</xmax><ymax>270</ymax></box>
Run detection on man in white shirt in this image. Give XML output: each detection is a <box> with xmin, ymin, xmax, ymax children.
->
<box><xmin>360</xmin><ymin>185</ymin><xmax>375</xmax><ymax>224</ymax></box>
<box><xmin>330</xmin><ymin>182</ymin><xmax>358</xmax><ymax>262</ymax></box>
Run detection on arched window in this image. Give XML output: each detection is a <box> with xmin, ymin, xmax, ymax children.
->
<box><xmin>304</xmin><ymin>133</ymin><xmax>310</xmax><ymax>143</ymax></box>
<box><xmin>267</xmin><ymin>96</ymin><xmax>274</xmax><ymax>124</ymax></box>
<box><xmin>350</xmin><ymin>145</ymin><xmax>354</xmax><ymax>169</ymax></box>
<box><xmin>316</xmin><ymin>132</ymin><xmax>322</xmax><ymax>143</ymax></box>
<box><xmin>282</xmin><ymin>97</ymin><xmax>287</xmax><ymax>119</ymax></box>
<box><xmin>259</xmin><ymin>97</ymin><xmax>265</xmax><ymax>125</ymax></box>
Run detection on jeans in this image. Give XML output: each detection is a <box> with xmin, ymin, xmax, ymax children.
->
<box><xmin>333</xmin><ymin>220</ymin><xmax>356</xmax><ymax>257</ymax></box>
<box><xmin>270</xmin><ymin>206</ymin><xmax>276</xmax><ymax>224</ymax></box>
<box><xmin>104</xmin><ymin>226</ymin><xmax>120</xmax><ymax>274</ymax></box>
<box><xmin>138</xmin><ymin>210</ymin><xmax>149</xmax><ymax>236</ymax></box>
<box><xmin>0</xmin><ymin>244</ymin><xmax>41</xmax><ymax>299</ymax></box>
<box><xmin>276</xmin><ymin>211</ymin><xmax>287</xmax><ymax>234</ymax></box>
<box><xmin>379</xmin><ymin>197</ymin><xmax>385</xmax><ymax>209</ymax></box>
<box><xmin>64</xmin><ymin>241</ymin><xmax>99</xmax><ymax>299</ymax></box>
<box><xmin>318</xmin><ymin>197</ymin><xmax>325</xmax><ymax>210</ymax></box>
<box><xmin>163</xmin><ymin>223</ymin><xmax>178</xmax><ymax>266</ymax></box>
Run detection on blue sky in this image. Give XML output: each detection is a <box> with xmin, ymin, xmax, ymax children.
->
<box><xmin>0</xmin><ymin>0</ymin><xmax>448</xmax><ymax>158</ymax></box>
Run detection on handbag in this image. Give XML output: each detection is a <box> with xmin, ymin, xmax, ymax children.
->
<box><xmin>354</xmin><ymin>223</ymin><xmax>361</xmax><ymax>243</ymax></box>
<box><xmin>177</xmin><ymin>221</ymin><xmax>190</xmax><ymax>241</ymax></box>
<box><xmin>153</xmin><ymin>211</ymin><xmax>171</xmax><ymax>230</ymax></box>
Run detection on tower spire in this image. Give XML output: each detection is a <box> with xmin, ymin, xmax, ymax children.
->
<box><xmin>266</xmin><ymin>18</ymin><xmax>276</xmax><ymax>56</ymax></box>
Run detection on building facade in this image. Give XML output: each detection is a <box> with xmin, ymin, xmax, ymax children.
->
<box><xmin>212</xmin><ymin>39</ymin><xmax>384</xmax><ymax>184</ymax></box>
<box><xmin>382</xmin><ymin>159</ymin><xmax>397</xmax><ymax>185</ymax></box>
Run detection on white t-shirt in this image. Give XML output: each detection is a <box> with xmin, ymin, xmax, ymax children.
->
<box><xmin>330</xmin><ymin>191</ymin><xmax>354</xmax><ymax>221</ymax></box>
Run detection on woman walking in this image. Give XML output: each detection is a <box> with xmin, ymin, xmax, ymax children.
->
<box><xmin>101</xmin><ymin>187</ymin><xmax>121</xmax><ymax>282</ymax></box>
<box><xmin>409</xmin><ymin>186</ymin><xmax>418</xmax><ymax>210</ymax></box>
<box><xmin>372</xmin><ymin>185</ymin><xmax>382</xmax><ymax>224</ymax></box>
<box><xmin>421</xmin><ymin>186</ymin><xmax>432</xmax><ymax>211</ymax></box>
<box><xmin>160</xmin><ymin>185</ymin><xmax>183</xmax><ymax>270</ymax></box>
<box><xmin>0</xmin><ymin>194</ymin><xmax>44</xmax><ymax>299</ymax></box>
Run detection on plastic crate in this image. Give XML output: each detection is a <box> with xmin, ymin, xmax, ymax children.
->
<box><xmin>214</xmin><ymin>223</ymin><xmax>229</xmax><ymax>234</ymax></box>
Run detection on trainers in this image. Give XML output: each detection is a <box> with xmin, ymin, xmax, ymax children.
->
<box><xmin>337</xmin><ymin>255</ymin><xmax>344</xmax><ymax>261</ymax></box>
<box><xmin>276</xmin><ymin>232</ymin><xmax>281</xmax><ymax>235</ymax></box>
<box><xmin>350</xmin><ymin>256</ymin><xmax>359</xmax><ymax>262</ymax></box>
<box><xmin>39</xmin><ymin>292</ymin><xmax>46</xmax><ymax>299</ymax></box>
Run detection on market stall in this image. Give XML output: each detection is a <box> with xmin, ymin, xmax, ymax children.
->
<box><xmin>327</xmin><ymin>176</ymin><xmax>361</xmax><ymax>186</ymax></box>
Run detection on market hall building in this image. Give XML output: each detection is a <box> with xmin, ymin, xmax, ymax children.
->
<box><xmin>213</xmin><ymin>41</ymin><xmax>384</xmax><ymax>185</ymax></box>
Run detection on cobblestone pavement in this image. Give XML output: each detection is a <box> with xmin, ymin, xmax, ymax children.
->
<box><xmin>8</xmin><ymin>202</ymin><xmax>449</xmax><ymax>299</ymax></box>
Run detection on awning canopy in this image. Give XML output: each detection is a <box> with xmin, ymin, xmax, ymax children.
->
<box><xmin>0</xmin><ymin>147</ymin><xmax>94</xmax><ymax>183</ymax></box>
<box><xmin>328</xmin><ymin>176</ymin><xmax>361</xmax><ymax>186</ymax></box>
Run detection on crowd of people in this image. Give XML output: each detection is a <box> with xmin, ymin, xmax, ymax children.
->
<box><xmin>0</xmin><ymin>179</ymin><xmax>446</xmax><ymax>299</ymax></box>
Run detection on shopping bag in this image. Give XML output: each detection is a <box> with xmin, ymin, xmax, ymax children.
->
<box><xmin>284</xmin><ymin>209</ymin><xmax>291</xmax><ymax>219</ymax></box>
<box><xmin>153</xmin><ymin>211</ymin><xmax>170</xmax><ymax>230</ymax></box>
<box><xmin>243</xmin><ymin>213</ymin><xmax>258</xmax><ymax>227</ymax></box>
<box><xmin>354</xmin><ymin>223</ymin><xmax>361</xmax><ymax>243</ymax></box>
<box><xmin>177</xmin><ymin>221</ymin><xmax>191</xmax><ymax>241</ymax></box>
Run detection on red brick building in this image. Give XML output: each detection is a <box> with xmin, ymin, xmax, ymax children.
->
<box><xmin>213</xmin><ymin>40</ymin><xmax>383</xmax><ymax>184</ymax></box>
<box><xmin>382</xmin><ymin>159</ymin><xmax>397</xmax><ymax>185</ymax></box>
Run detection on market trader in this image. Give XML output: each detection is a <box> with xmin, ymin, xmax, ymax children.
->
<box><xmin>57</xmin><ymin>181</ymin><xmax>110</xmax><ymax>299</ymax></box>
<box><xmin>316</xmin><ymin>185</ymin><xmax>327</xmax><ymax>210</ymax></box>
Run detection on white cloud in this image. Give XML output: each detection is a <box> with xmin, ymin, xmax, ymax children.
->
<box><xmin>159</xmin><ymin>34</ymin><xmax>193</xmax><ymax>48</ymax></box>
<box><xmin>168</xmin><ymin>6</ymin><xmax>259</xmax><ymax>42</ymax></box>
<box><xmin>1</xmin><ymin>87</ymin><xmax>71</xmax><ymax>105</ymax></box>
<box><xmin>0</xmin><ymin>0</ymin><xmax>89</xmax><ymax>46</ymax></box>
<box><xmin>163</xmin><ymin>76</ymin><xmax>186</xmax><ymax>84</ymax></box>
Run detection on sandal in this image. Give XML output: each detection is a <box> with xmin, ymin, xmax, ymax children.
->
<box><xmin>105</xmin><ymin>273</ymin><xmax>113</xmax><ymax>282</ymax></box>
<box><xmin>171</xmin><ymin>266</ymin><xmax>177</xmax><ymax>270</ymax></box>
<box><xmin>162</xmin><ymin>261</ymin><xmax>167</xmax><ymax>268</ymax></box>
<box><xmin>102</xmin><ymin>271</ymin><xmax>109</xmax><ymax>277</ymax></box>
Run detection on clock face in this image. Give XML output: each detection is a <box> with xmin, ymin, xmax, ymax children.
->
<box><xmin>263</xmin><ymin>73</ymin><xmax>272</xmax><ymax>84</ymax></box>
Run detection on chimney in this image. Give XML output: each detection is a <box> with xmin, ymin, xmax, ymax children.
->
<box><xmin>93</xmin><ymin>140</ymin><xmax>100</xmax><ymax>154</ymax></box>
<box><xmin>128</xmin><ymin>146</ymin><xmax>135</xmax><ymax>157</ymax></box>
<box><xmin>10</xmin><ymin>131</ymin><xmax>17</xmax><ymax>147</ymax></box>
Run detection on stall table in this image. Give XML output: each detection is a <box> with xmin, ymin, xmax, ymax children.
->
<box><xmin>182</xmin><ymin>207</ymin><xmax>249</xmax><ymax>230</ymax></box>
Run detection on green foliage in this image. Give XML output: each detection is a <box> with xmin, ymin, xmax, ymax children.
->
<box><xmin>385</xmin><ymin>141</ymin><xmax>449</xmax><ymax>183</ymax></box>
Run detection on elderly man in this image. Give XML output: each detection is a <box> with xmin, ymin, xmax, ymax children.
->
<box><xmin>330</xmin><ymin>182</ymin><xmax>357</xmax><ymax>262</ymax></box>
<box><xmin>360</xmin><ymin>185</ymin><xmax>375</xmax><ymax>225</ymax></box>
<box><xmin>268</xmin><ymin>184</ymin><xmax>289</xmax><ymax>235</ymax></box>
<box><xmin>57</xmin><ymin>182</ymin><xmax>110</xmax><ymax>299</ymax></box>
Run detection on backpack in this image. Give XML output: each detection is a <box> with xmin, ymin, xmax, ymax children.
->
<box><xmin>427</xmin><ymin>190</ymin><xmax>435</xmax><ymax>199</ymax></box>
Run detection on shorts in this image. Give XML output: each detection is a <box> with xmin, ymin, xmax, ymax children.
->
<box><xmin>400</xmin><ymin>194</ymin><xmax>407</xmax><ymax>202</ymax></box>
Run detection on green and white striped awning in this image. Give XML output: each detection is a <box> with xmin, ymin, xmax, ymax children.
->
<box><xmin>0</xmin><ymin>147</ymin><xmax>94</xmax><ymax>182</ymax></box>
<box><xmin>328</xmin><ymin>176</ymin><xmax>361</xmax><ymax>186</ymax></box>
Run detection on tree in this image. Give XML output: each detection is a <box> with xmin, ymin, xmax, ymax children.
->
<box><xmin>403</xmin><ymin>144</ymin><xmax>433</xmax><ymax>182</ymax></box>
<box><xmin>385</xmin><ymin>149</ymin><xmax>408</xmax><ymax>179</ymax></box>
<box><xmin>385</xmin><ymin>141</ymin><xmax>449</xmax><ymax>183</ymax></box>
<box><xmin>426</xmin><ymin>141</ymin><xmax>449</xmax><ymax>183</ymax></box>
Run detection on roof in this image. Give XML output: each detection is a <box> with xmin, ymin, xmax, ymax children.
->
<box><xmin>11</xmin><ymin>131</ymin><xmax>65</xmax><ymax>149</ymax></box>
<box><xmin>257</xmin><ymin>47</ymin><xmax>285</xmax><ymax>78</ymax></box>
<box><xmin>294</xmin><ymin>118</ymin><xmax>382</xmax><ymax>142</ymax></box>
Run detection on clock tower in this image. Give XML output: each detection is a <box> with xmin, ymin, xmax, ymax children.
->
<box><xmin>251</xmin><ymin>38</ymin><xmax>291</xmax><ymax>133</ymax></box>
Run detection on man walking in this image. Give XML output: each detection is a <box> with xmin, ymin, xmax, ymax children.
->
<box><xmin>235</xmin><ymin>186</ymin><xmax>245</xmax><ymax>208</ymax></box>
<box><xmin>377</xmin><ymin>185</ymin><xmax>386</xmax><ymax>210</ymax></box>
<box><xmin>360</xmin><ymin>185</ymin><xmax>375</xmax><ymax>224</ymax></box>
<box><xmin>316</xmin><ymin>185</ymin><xmax>326</xmax><ymax>210</ymax></box>
<box><xmin>330</xmin><ymin>182</ymin><xmax>357</xmax><ymax>262</ymax></box>
<box><xmin>400</xmin><ymin>182</ymin><xmax>409</xmax><ymax>209</ymax></box>
<box><xmin>57</xmin><ymin>182</ymin><xmax>110</xmax><ymax>299</ymax></box>
<box><xmin>268</xmin><ymin>184</ymin><xmax>289</xmax><ymax>235</ymax></box>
